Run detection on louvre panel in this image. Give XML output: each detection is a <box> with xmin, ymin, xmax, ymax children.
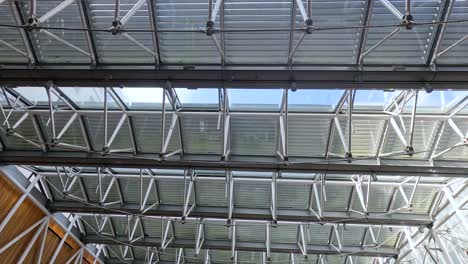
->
<box><xmin>88</xmin><ymin>0</ymin><xmax>156</xmax><ymax>63</ymax></box>
<box><xmin>22</xmin><ymin>0</ymin><xmax>91</xmax><ymax>63</ymax></box>
<box><xmin>211</xmin><ymin>250</ymin><xmax>235</xmax><ymax>264</ymax></box>
<box><xmin>287</xmin><ymin>116</ymin><xmax>330</xmax><ymax>157</ymax></box>
<box><xmin>156</xmin><ymin>0</ymin><xmax>220</xmax><ymax>63</ymax></box>
<box><xmin>0</xmin><ymin>2</ymin><xmax>28</xmax><ymax>63</ymax></box>
<box><xmin>173</xmin><ymin>221</ymin><xmax>197</xmax><ymax>239</ymax></box>
<box><xmin>392</xmin><ymin>185</ymin><xmax>438</xmax><ymax>214</ymax></box>
<box><xmin>86</xmin><ymin>113</ymin><xmax>133</xmax><ymax>151</ymax></box>
<box><xmin>292</xmin><ymin>0</ymin><xmax>365</xmax><ymax>64</ymax></box>
<box><xmin>180</xmin><ymin>114</ymin><xmax>222</xmax><ymax>155</ymax></box>
<box><xmin>118</xmin><ymin>177</ymin><xmax>157</xmax><ymax>204</ymax></box>
<box><xmin>142</xmin><ymin>218</ymin><xmax>164</xmax><ymax>237</ymax></box>
<box><xmin>133</xmin><ymin>114</ymin><xmax>180</xmax><ymax>153</ymax></box>
<box><xmin>437</xmin><ymin>0</ymin><xmax>468</xmax><ymax>64</ymax></box>
<box><xmin>236</xmin><ymin>251</ymin><xmax>263</xmax><ymax>263</ymax></box>
<box><xmin>195</xmin><ymin>180</ymin><xmax>227</xmax><ymax>207</ymax></box>
<box><xmin>276</xmin><ymin>183</ymin><xmax>311</xmax><ymax>210</ymax></box>
<box><xmin>382</xmin><ymin>117</ymin><xmax>439</xmax><ymax>159</ymax></box>
<box><xmin>204</xmin><ymin>222</ymin><xmax>230</xmax><ymax>241</ymax></box>
<box><xmin>234</xmin><ymin>181</ymin><xmax>270</xmax><ymax>209</ymax></box>
<box><xmin>81</xmin><ymin>175</ymin><xmax>121</xmax><ymax>203</ymax></box>
<box><xmin>333</xmin><ymin>225</ymin><xmax>365</xmax><ymax>246</ymax></box>
<box><xmin>157</xmin><ymin>178</ymin><xmax>194</xmax><ymax>205</ymax></box>
<box><xmin>363</xmin><ymin>0</ymin><xmax>441</xmax><ymax>64</ymax></box>
<box><xmin>38</xmin><ymin>112</ymin><xmax>86</xmax><ymax>151</ymax></box>
<box><xmin>0</xmin><ymin>112</ymin><xmax>40</xmax><ymax>150</ymax></box>
<box><xmin>236</xmin><ymin>223</ymin><xmax>265</xmax><ymax>242</ymax></box>
<box><xmin>323</xmin><ymin>184</ymin><xmax>351</xmax><ymax>211</ymax></box>
<box><xmin>270</xmin><ymin>224</ymin><xmax>298</xmax><ymax>244</ymax></box>
<box><xmin>308</xmin><ymin>224</ymin><xmax>331</xmax><ymax>245</ymax></box>
<box><xmin>230</xmin><ymin>115</ymin><xmax>278</xmax><ymax>156</ymax></box>
<box><xmin>224</xmin><ymin>0</ymin><xmax>290</xmax><ymax>64</ymax></box>
<box><xmin>330</xmin><ymin>116</ymin><xmax>384</xmax><ymax>157</ymax></box>
<box><xmin>436</xmin><ymin>119</ymin><xmax>468</xmax><ymax>160</ymax></box>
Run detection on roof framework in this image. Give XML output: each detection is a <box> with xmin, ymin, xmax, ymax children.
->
<box><xmin>0</xmin><ymin>0</ymin><xmax>467</xmax><ymax>263</ymax></box>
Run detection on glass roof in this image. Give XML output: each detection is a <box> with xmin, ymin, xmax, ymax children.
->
<box><xmin>0</xmin><ymin>0</ymin><xmax>466</xmax><ymax>66</ymax></box>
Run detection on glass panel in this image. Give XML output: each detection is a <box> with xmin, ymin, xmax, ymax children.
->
<box><xmin>115</xmin><ymin>88</ymin><xmax>168</xmax><ymax>109</ymax></box>
<box><xmin>229</xmin><ymin>89</ymin><xmax>282</xmax><ymax>111</ymax></box>
<box><xmin>404</xmin><ymin>90</ymin><xmax>468</xmax><ymax>113</ymax></box>
<box><xmin>353</xmin><ymin>90</ymin><xmax>397</xmax><ymax>111</ymax></box>
<box><xmin>176</xmin><ymin>88</ymin><xmax>219</xmax><ymax>108</ymax></box>
<box><xmin>14</xmin><ymin>87</ymin><xmax>61</xmax><ymax>106</ymax></box>
<box><xmin>288</xmin><ymin>89</ymin><xmax>344</xmax><ymax>112</ymax></box>
<box><xmin>60</xmin><ymin>87</ymin><xmax>118</xmax><ymax>109</ymax></box>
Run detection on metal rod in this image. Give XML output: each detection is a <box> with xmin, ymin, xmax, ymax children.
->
<box><xmin>408</xmin><ymin>90</ymin><xmax>418</xmax><ymax>147</ymax></box>
<box><xmin>361</xmin><ymin>27</ymin><xmax>401</xmax><ymax>59</ymax></box>
<box><xmin>379</xmin><ymin>0</ymin><xmax>404</xmax><ymax>20</ymax></box>
<box><xmin>120</xmin><ymin>0</ymin><xmax>146</xmax><ymax>26</ymax></box>
<box><xmin>38</xmin><ymin>0</ymin><xmax>76</xmax><ymax>24</ymax></box>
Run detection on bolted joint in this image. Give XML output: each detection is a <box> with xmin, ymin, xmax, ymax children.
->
<box><xmin>402</xmin><ymin>14</ymin><xmax>414</xmax><ymax>30</ymax></box>
<box><xmin>405</xmin><ymin>145</ymin><xmax>414</xmax><ymax>156</ymax></box>
<box><xmin>463</xmin><ymin>137</ymin><xmax>468</xmax><ymax>145</ymax></box>
<box><xmin>101</xmin><ymin>146</ymin><xmax>110</xmax><ymax>155</ymax></box>
<box><xmin>25</xmin><ymin>17</ymin><xmax>39</xmax><ymax>31</ymax></box>
<box><xmin>5</xmin><ymin>128</ymin><xmax>15</xmax><ymax>137</ymax></box>
<box><xmin>110</xmin><ymin>20</ymin><xmax>122</xmax><ymax>35</ymax></box>
<box><xmin>304</xmin><ymin>18</ymin><xmax>313</xmax><ymax>34</ymax></box>
<box><xmin>50</xmin><ymin>138</ymin><xmax>59</xmax><ymax>147</ymax></box>
<box><xmin>205</xmin><ymin>20</ymin><xmax>215</xmax><ymax>36</ymax></box>
<box><xmin>345</xmin><ymin>152</ymin><xmax>353</xmax><ymax>163</ymax></box>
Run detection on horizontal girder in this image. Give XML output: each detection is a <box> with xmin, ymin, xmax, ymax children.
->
<box><xmin>50</xmin><ymin>202</ymin><xmax>433</xmax><ymax>227</ymax></box>
<box><xmin>85</xmin><ymin>235</ymin><xmax>398</xmax><ymax>258</ymax></box>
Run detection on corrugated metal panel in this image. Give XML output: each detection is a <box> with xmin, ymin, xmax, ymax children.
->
<box><xmin>230</xmin><ymin>116</ymin><xmax>278</xmax><ymax>156</ymax></box>
<box><xmin>382</xmin><ymin>117</ymin><xmax>439</xmax><ymax>159</ymax></box>
<box><xmin>364</xmin><ymin>0</ymin><xmax>441</xmax><ymax>64</ymax></box>
<box><xmin>86</xmin><ymin>113</ymin><xmax>133</xmax><ymax>151</ymax></box>
<box><xmin>156</xmin><ymin>0</ymin><xmax>220</xmax><ymax>64</ymax></box>
<box><xmin>110</xmin><ymin>216</ymin><xmax>128</xmax><ymax>235</ymax></box>
<box><xmin>22</xmin><ymin>0</ymin><xmax>91</xmax><ymax>63</ymax></box>
<box><xmin>0</xmin><ymin>2</ymin><xmax>28</xmax><ymax>63</ymax></box>
<box><xmin>89</xmin><ymin>0</ymin><xmax>155</xmax><ymax>63</ymax></box>
<box><xmin>38</xmin><ymin>112</ymin><xmax>86</xmax><ymax>151</ymax></box>
<box><xmin>288</xmin><ymin>116</ymin><xmax>330</xmax><ymax>157</ymax></box>
<box><xmin>437</xmin><ymin>0</ymin><xmax>468</xmax><ymax>64</ymax></box>
<box><xmin>277</xmin><ymin>183</ymin><xmax>311</xmax><ymax>210</ymax></box>
<box><xmin>293</xmin><ymin>0</ymin><xmax>365</xmax><ymax>64</ymax></box>
<box><xmin>159</xmin><ymin>247</ymin><xmax>177</xmax><ymax>262</ymax></box>
<box><xmin>234</xmin><ymin>181</ymin><xmax>270</xmax><ymax>209</ymax></box>
<box><xmin>375</xmin><ymin>227</ymin><xmax>400</xmax><ymax>247</ymax></box>
<box><xmin>0</xmin><ymin>112</ymin><xmax>41</xmax><ymax>150</ymax></box>
<box><xmin>331</xmin><ymin>116</ymin><xmax>384</xmax><ymax>157</ymax></box>
<box><xmin>224</xmin><ymin>0</ymin><xmax>290</xmax><ymax>64</ymax></box>
<box><xmin>133</xmin><ymin>114</ymin><xmax>180</xmax><ymax>153</ymax></box>
<box><xmin>195</xmin><ymin>180</ymin><xmax>227</xmax><ymax>207</ymax></box>
<box><xmin>308</xmin><ymin>224</ymin><xmax>331</xmax><ymax>245</ymax></box>
<box><xmin>157</xmin><ymin>178</ymin><xmax>194</xmax><ymax>205</ymax></box>
<box><xmin>269</xmin><ymin>252</ymin><xmax>290</xmax><ymax>263</ymax></box>
<box><xmin>181</xmin><ymin>114</ymin><xmax>222</xmax><ymax>155</ymax></box>
<box><xmin>236</xmin><ymin>223</ymin><xmax>266</xmax><ymax>242</ymax></box>
<box><xmin>270</xmin><ymin>224</ymin><xmax>298</xmax><ymax>244</ymax></box>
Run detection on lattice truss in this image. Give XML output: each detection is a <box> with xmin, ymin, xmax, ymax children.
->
<box><xmin>0</xmin><ymin>85</ymin><xmax>467</xmax><ymax>263</ymax></box>
<box><xmin>2</xmin><ymin>0</ymin><xmax>468</xmax><ymax>66</ymax></box>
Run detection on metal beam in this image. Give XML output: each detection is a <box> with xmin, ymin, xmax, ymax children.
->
<box><xmin>5</xmin><ymin>151</ymin><xmax>468</xmax><ymax>177</ymax></box>
<box><xmin>3</xmin><ymin>66</ymin><xmax>468</xmax><ymax>89</ymax></box>
<box><xmin>49</xmin><ymin>201</ymin><xmax>433</xmax><ymax>226</ymax></box>
<box><xmin>85</xmin><ymin>235</ymin><xmax>398</xmax><ymax>257</ymax></box>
